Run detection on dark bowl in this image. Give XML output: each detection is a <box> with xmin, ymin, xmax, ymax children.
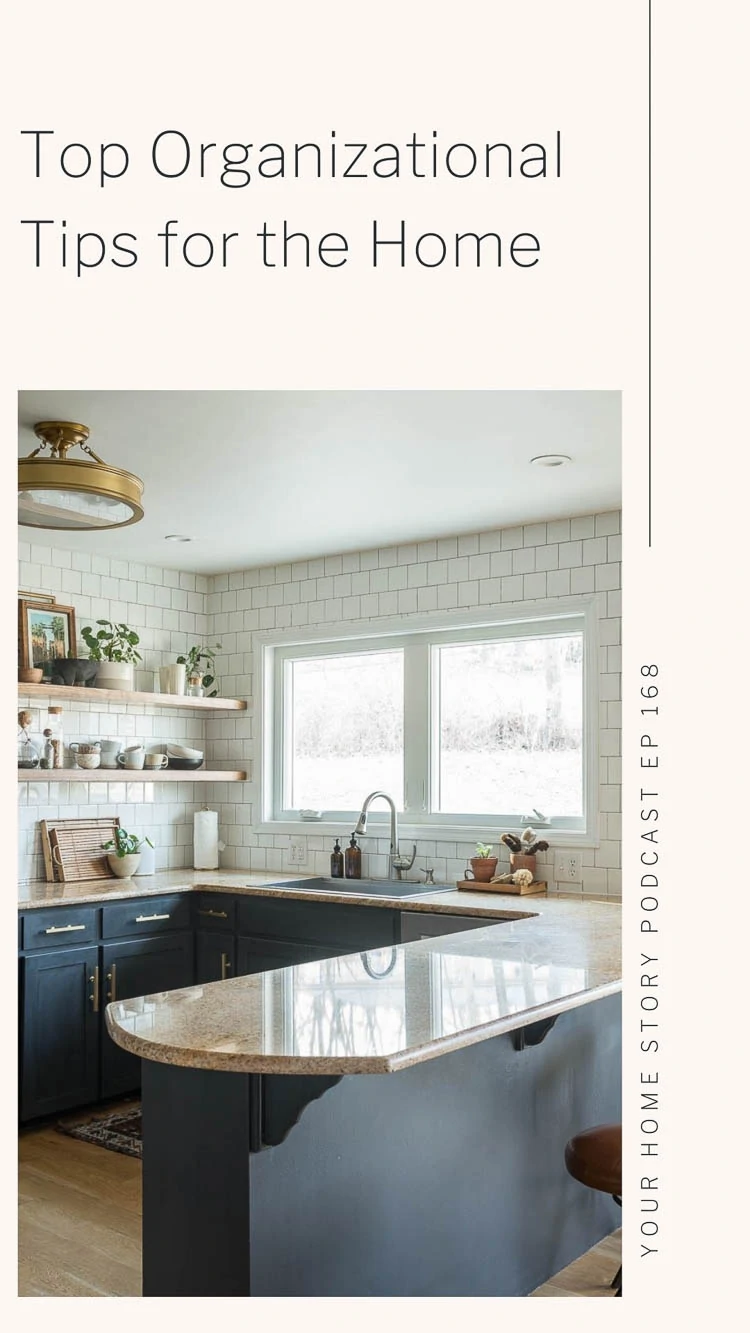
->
<box><xmin>166</xmin><ymin>756</ymin><xmax>204</xmax><ymax>770</ymax></box>
<box><xmin>42</xmin><ymin>658</ymin><xmax>100</xmax><ymax>687</ymax></box>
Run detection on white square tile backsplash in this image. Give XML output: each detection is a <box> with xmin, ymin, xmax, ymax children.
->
<box><xmin>17</xmin><ymin>550</ymin><xmax>211</xmax><ymax>882</ymax></box>
<box><xmin>18</xmin><ymin>510</ymin><xmax>621</xmax><ymax>895</ymax></box>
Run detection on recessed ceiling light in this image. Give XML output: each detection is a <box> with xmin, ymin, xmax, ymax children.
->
<box><xmin>165</xmin><ymin>534</ymin><xmax>191</xmax><ymax>542</ymax></box>
<box><xmin>529</xmin><ymin>454</ymin><xmax>572</xmax><ymax>468</ymax></box>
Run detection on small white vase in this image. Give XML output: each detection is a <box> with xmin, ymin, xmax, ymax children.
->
<box><xmin>97</xmin><ymin>662</ymin><xmax>135</xmax><ymax>692</ymax></box>
<box><xmin>159</xmin><ymin>664</ymin><xmax>186</xmax><ymax>695</ymax></box>
<box><xmin>134</xmin><ymin>842</ymin><xmax>156</xmax><ymax>875</ymax></box>
<box><xmin>107</xmin><ymin>852</ymin><xmax>141</xmax><ymax>879</ymax></box>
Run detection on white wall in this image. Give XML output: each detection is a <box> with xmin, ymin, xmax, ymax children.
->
<box><xmin>203</xmin><ymin>510</ymin><xmax>621</xmax><ymax>896</ymax></box>
<box><xmin>18</xmin><ymin>511</ymin><xmax>621</xmax><ymax>894</ymax></box>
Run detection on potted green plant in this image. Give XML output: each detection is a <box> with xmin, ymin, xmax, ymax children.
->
<box><xmin>177</xmin><ymin>642</ymin><xmax>222</xmax><ymax>697</ymax></box>
<box><xmin>468</xmin><ymin>842</ymin><xmax>498</xmax><ymax>883</ymax></box>
<box><xmin>103</xmin><ymin>827</ymin><xmax>147</xmax><ymax>879</ymax></box>
<box><xmin>82</xmin><ymin>620</ymin><xmax>142</xmax><ymax>691</ymax></box>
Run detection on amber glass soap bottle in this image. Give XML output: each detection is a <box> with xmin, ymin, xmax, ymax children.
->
<box><xmin>330</xmin><ymin>838</ymin><xmax>344</xmax><ymax>878</ymax></box>
<box><xmin>344</xmin><ymin>833</ymin><xmax>362</xmax><ymax>879</ymax></box>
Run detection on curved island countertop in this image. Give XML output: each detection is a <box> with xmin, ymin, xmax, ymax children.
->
<box><xmin>105</xmin><ymin>895</ymin><xmax>620</xmax><ymax>1075</ymax></box>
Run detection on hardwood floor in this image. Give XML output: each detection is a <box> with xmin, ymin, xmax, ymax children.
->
<box><xmin>531</xmin><ymin>1229</ymin><xmax>622</xmax><ymax>1297</ymax></box>
<box><xmin>19</xmin><ymin>1109</ymin><xmax>621</xmax><ymax>1298</ymax></box>
<box><xmin>19</xmin><ymin>1107</ymin><xmax>142</xmax><ymax>1297</ymax></box>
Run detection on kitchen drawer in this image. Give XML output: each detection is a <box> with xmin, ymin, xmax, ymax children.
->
<box><xmin>236</xmin><ymin>895</ymin><xmax>397</xmax><ymax>950</ymax></box>
<box><xmin>101</xmin><ymin>894</ymin><xmax>191</xmax><ymax>939</ymax></box>
<box><xmin>193</xmin><ymin>892</ymin><xmax>238</xmax><ymax>931</ymax></box>
<box><xmin>22</xmin><ymin>907</ymin><xmax>99</xmax><ymax>952</ymax></box>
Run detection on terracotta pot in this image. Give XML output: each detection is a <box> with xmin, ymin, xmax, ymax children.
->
<box><xmin>510</xmin><ymin>853</ymin><xmax>537</xmax><ymax>876</ymax></box>
<box><xmin>469</xmin><ymin>857</ymin><xmax>498</xmax><ymax>883</ymax></box>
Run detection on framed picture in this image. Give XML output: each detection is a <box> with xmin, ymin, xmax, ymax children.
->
<box><xmin>18</xmin><ymin>598</ymin><xmax>77</xmax><ymax>671</ymax></box>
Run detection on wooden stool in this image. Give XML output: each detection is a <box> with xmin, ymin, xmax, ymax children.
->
<box><xmin>564</xmin><ymin>1123</ymin><xmax>622</xmax><ymax>1296</ymax></box>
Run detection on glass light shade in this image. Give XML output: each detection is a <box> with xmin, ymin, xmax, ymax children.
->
<box><xmin>18</xmin><ymin>457</ymin><xmax>144</xmax><ymax>530</ymax></box>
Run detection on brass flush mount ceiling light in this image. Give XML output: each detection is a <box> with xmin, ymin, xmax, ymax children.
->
<box><xmin>18</xmin><ymin>421</ymin><xmax>144</xmax><ymax>530</ymax></box>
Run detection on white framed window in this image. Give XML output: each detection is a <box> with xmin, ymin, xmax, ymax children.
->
<box><xmin>258</xmin><ymin>599</ymin><xmax>599</xmax><ymax>843</ymax></box>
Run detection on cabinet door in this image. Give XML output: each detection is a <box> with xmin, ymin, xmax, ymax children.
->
<box><xmin>195</xmin><ymin>931</ymin><xmax>235</xmax><ymax>984</ymax></box>
<box><xmin>100</xmin><ymin>932</ymin><xmax>194</xmax><ymax>1098</ymax></box>
<box><xmin>21</xmin><ymin>946</ymin><xmax>100</xmax><ymax>1121</ymax></box>
<box><xmin>235</xmin><ymin>935</ymin><xmax>333</xmax><ymax>977</ymax></box>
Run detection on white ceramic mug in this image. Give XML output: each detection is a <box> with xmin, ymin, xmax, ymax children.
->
<box><xmin>117</xmin><ymin>746</ymin><xmax>145</xmax><ymax>770</ymax></box>
<box><xmin>144</xmin><ymin>752</ymin><xmax>168</xmax><ymax>770</ymax></box>
<box><xmin>98</xmin><ymin>740</ymin><xmax>122</xmax><ymax>768</ymax></box>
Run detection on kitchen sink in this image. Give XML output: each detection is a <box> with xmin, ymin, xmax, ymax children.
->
<box><xmin>266</xmin><ymin>877</ymin><xmax>453</xmax><ymax>901</ymax></box>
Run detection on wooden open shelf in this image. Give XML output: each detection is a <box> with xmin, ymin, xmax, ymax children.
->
<box><xmin>18</xmin><ymin>769</ymin><xmax>246</xmax><ymax>783</ymax></box>
<box><xmin>18</xmin><ymin>683</ymin><xmax>247</xmax><ymax>711</ymax></box>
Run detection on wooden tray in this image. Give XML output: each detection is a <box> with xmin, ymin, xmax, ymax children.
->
<box><xmin>456</xmin><ymin>879</ymin><xmax>547</xmax><ymax>897</ymax></box>
<box><xmin>40</xmin><ymin>817</ymin><xmax>120</xmax><ymax>883</ymax></box>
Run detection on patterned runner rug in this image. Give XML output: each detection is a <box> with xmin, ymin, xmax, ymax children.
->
<box><xmin>57</xmin><ymin>1104</ymin><xmax>142</xmax><ymax>1159</ymax></box>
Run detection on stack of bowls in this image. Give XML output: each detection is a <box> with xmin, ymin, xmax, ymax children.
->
<box><xmin>166</xmin><ymin>744</ymin><xmax>204</xmax><ymax>770</ymax></box>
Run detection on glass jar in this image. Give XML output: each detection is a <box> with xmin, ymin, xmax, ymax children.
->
<box><xmin>186</xmin><ymin>673</ymin><xmax>205</xmax><ymax>697</ymax></box>
<box><xmin>18</xmin><ymin>712</ymin><xmax>40</xmax><ymax>769</ymax></box>
<box><xmin>46</xmin><ymin>706</ymin><xmax>65</xmax><ymax>768</ymax></box>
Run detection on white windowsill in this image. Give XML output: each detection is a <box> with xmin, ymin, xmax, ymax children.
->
<box><xmin>258</xmin><ymin>818</ymin><xmax>599</xmax><ymax>849</ymax></box>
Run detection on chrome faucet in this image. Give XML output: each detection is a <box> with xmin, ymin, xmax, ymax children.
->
<box><xmin>354</xmin><ymin>791</ymin><xmax>417</xmax><ymax>881</ymax></box>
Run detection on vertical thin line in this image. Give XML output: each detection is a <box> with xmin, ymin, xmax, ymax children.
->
<box><xmin>648</xmin><ymin>0</ymin><xmax>652</xmax><ymax>546</ymax></box>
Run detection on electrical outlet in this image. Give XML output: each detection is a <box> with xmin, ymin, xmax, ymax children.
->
<box><xmin>554</xmin><ymin>852</ymin><xmax>583</xmax><ymax>882</ymax></box>
<box><xmin>288</xmin><ymin>839</ymin><xmax>307</xmax><ymax>867</ymax></box>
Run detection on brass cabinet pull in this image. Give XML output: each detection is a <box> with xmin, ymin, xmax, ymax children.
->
<box><xmin>44</xmin><ymin>923</ymin><xmax>86</xmax><ymax>934</ymax></box>
<box><xmin>220</xmin><ymin>952</ymin><xmax>231</xmax><ymax>980</ymax></box>
<box><xmin>106</xmin><ymin>964</ymin><xmax>117</xmax><ymax>1002</ymax></box>
<box><xmin>89</xmin><ymin>965</ymin><xmax>100</xmax><ymax>1012</ymax></box>
<box><xmin>135</xmin><ymin>913</ymin><xmax>170</xmax><ymax>922</ymax></box>
<box><xmin>198</xmin><ymin>908</ymin><xmax>228</xmax><ymax>919</ymax></box>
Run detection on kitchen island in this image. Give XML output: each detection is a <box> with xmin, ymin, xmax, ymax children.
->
<box><xmin>102</xmin><ymin>879</ymin><xmax>621</xmax><ymax>1297</ymax></box>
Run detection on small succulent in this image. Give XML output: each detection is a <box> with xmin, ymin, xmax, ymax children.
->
<box><xmin>474</xmin><ymin>842</ymin><xmax>495</xmax><ymax>858</ymax></box>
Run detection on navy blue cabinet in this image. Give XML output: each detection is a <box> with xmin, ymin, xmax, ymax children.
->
<box><xmin>100</xmin><ymin>932</ymin><xmax>194</xmax><ymax>1098</ymax></box>
<box><xmin>195</xmin><ymin>930</ymin><xmax>235</xmax><ymax>984</ymax></box>
<box><xmin>21</xmin><ymin>945</ymin><xmax>100</xmax><ymax>1121</ymax></box>
<box><xmin>19</xmin><ymin>891</ymin><xmax>401</xmax><ymax>1121</ymax></box>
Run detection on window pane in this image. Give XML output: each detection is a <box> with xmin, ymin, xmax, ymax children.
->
<box><xmin>436</xmin><ymin>635</ymin><xmax>583</xmax><ymax>816</ymax></box>
<box><xmin>289</xmin><ymin>650</ymin><xmax>404</xmax><ymax>811</ymax></box>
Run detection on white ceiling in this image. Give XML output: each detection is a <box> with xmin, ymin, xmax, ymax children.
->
<box><xmin>18</xmin><ymin>390</ymin><xmax>621</xmax><ymax>574</ymax></box>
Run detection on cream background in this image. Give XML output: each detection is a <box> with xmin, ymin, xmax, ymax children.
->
<box><xmin>4</xmin><ymin>0</ymin><xmax>745</xmax><ymax>1325</ymax></box>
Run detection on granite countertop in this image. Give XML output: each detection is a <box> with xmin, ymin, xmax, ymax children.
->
<box><xmin>18</xmin><ymin>867</ymin><xmax>614</xmax><ymax>921</ymax></box>
<box><xmin>19</xmin><ymin>870</ymin><xmax>620</xmax><ymax>1075</ymax></box>
<box><xmin>18</xmin><ymin>869</ymin><xmax>310</xmax><ymax>911</ymax></box>
<box><xmin>92</xmin><ymin>875</ymin><xmax>620</xmax><ymax>1076</ymax></box>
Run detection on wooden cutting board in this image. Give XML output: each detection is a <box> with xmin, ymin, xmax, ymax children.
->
<box><xmin>40</xmin><ymin>817</ymin><xmax>121</xmax><ymax>882</ymax></box>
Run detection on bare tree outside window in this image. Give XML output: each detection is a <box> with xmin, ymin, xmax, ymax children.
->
<box><xmin>436</xmin><ymin>634</ymin><xmax>583</xmax><ymax>815</ymax></box>
<box><xmin>290</xmin><ymin>650</ymin><xmax>404</xmax><ymax>809</ymax></box>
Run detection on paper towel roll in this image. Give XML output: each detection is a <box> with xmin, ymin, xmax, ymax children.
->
<box><xmin>194</xmin><ymin>808</ymin><xmax>220</xmax><ymax>869</ymax></box>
